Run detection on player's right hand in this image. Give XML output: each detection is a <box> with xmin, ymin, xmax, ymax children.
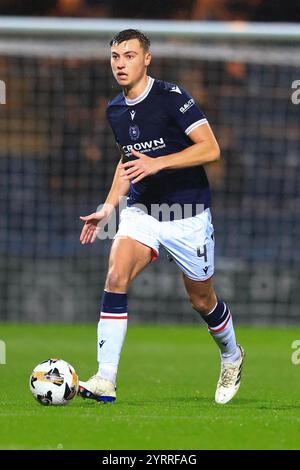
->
<box><xmin>79</xmin><ymin>212</ymin><xmax>108</xmax><ymax>244</ymax></box>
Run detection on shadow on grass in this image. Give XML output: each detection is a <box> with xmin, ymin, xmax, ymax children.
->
<box><xmin>71</xmin><ymin>395</ymin><xmax>300</xmax><ymax>411</ymax></box>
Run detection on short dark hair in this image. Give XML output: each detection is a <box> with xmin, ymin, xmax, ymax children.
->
<box><xmin>110</xmin><ymin>29</ymin><xmax>150</xmax><ymax>52</ymax></box>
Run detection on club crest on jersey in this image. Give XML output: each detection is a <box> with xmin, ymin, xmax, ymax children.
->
<box><xmin>129</xmin><ymin>124</ymin><xmax>140</xmax><ymax>141</ymax></box>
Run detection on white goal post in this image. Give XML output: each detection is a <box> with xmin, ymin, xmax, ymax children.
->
<box><xmin>0</xmin><ymin>17</ymin><xmax>300</xmax><ymax>40</ymax></box>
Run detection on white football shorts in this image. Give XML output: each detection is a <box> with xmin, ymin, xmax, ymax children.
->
<box><xmin>114</xmin><ymin>206</ymin><xmax>215</xmax><ymax>281</ymax></box>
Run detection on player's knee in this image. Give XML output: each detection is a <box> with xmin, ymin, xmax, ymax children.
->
<box><xmin>189</xmin><ymin>293</ymin><xmax>212</xmax><ymax>315</ymax></box>
<box><xmin>105</xmin><ymin>268</ymin><xmax>130</xmax><ymax>292</ymax></box>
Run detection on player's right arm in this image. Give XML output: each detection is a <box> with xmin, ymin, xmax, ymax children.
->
<box><xmin>79</xmin><ymin>159</ymin><xmax>130</xmax><ymax>244</ymax></box>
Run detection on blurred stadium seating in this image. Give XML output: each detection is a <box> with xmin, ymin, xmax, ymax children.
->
<box><xmin>0</xmin><ymin>19</ymin><xmax>299</xmax><ymax>323</ymax></box>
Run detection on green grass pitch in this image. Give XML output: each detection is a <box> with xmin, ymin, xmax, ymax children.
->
<box><xmin>0</xmin><ymin>323</ymin><xmax>300</xmax><ymax>450</ymax></box>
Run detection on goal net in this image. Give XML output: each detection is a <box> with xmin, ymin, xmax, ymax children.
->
<box><xmin>1</xmin><ymin>20</ymin><xmax>299</xmax><ymax>323</ymax></box>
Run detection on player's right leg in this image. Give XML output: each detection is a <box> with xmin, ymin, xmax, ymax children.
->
<box><xmin>78</xmin><ymin>236</ymin><xmax>153</xmax><ymax>403</ymax></box>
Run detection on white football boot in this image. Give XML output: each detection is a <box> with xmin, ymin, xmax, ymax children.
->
<box><xmin>78</xmin><ymin>375</ymin><xmax>116</xmax><ymax>403</ymax></box>
<box><xmin>215</xmin><ymin>344</ymin><xmax>245</xmax><ymax>405</ymax></box>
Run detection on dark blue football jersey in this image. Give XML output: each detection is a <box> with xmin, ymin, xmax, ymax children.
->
<box><xmin>106</xmin><ymin>77</ymin><xmax>211</xmax><ymax>219</ymax></box>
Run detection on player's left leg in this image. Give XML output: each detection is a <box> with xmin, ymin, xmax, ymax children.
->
<box><xmin>159</xmin><ymin>208</ymin><xmax>244</xmax><ymax>404</ymax></box>
<box><xmin>183</xmin><ymin>275</ymin><xmax>245</xmax><ymax>404</ymax></box>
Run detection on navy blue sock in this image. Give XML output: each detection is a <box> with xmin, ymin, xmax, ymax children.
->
<box><xmin>97</xmin><ymin>291</ymin><xmax>128</xmax><ymax>384</ymax></box>
<box><xmin>202</xmin><ymin>300</ymin><xmax>230</xmax><ymax>332</ymax></box>
<box><xmin>100</xmin><ymin>291</ymin><xmax>127</xmax><ymax>319</ymax></box>
<box><xmin>202</xmin><ymin>300</ymin><xmax>239</xmax><ymax>360</ymax></box>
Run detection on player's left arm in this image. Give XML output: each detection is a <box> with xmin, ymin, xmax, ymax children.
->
<box><xmin>156</xmin><ymin>122</ymin><xmax>220</xmax><ymax>170</ymax></box>
<box><xmin>120</xmin><ymin>123</ymin><xmax>220</xmax><ymax>184</ymax></box>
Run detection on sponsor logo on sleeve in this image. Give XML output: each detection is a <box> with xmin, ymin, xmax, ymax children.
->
<box><xmin>180</xmin><ymin>98</ymin><xmax>195</xmax><ymax>113</ymax></box>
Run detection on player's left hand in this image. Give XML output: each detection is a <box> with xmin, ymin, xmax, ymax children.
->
<box><xmin>120</xmin><ymin>149</ymin><xmax>163</xmax><ymax>184</ymax></box>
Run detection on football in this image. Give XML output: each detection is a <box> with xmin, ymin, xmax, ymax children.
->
<box><xmin>29</xmin><ymin>358</ymin><xmax>79</xmax><ymax>406</ymax></box>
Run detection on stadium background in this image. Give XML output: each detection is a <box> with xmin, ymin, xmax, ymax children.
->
<box><xmin>0</xmin><ymin>0</ymin><xmax>299</xmax><ymax>325</ymax></box>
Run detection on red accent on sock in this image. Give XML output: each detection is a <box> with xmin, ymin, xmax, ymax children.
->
<box><xmin>100</xmin><ymin>315</ymin><xmax>128</xmax><ymax>320</ymax></box>
<box><xmin>208</xmin><ymin>313</ymin><xmax>231</xmax><ymax>333</ymax></box>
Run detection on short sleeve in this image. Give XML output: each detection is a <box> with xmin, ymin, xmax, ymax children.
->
<box><xmin>167</xmin><ymin>85</ymin><xmax>208</xmax><ymax>135</ymax></box>
<box><xmin>106</xmin><ymin>106</ymin><xmax>118</xmax><ymax>141</ymax></box>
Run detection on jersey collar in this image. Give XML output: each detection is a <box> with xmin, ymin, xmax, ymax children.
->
<box><xmin>124</xmin><ymin>76</ymin><xmax>154</xmax><ymax>106</ymax></box>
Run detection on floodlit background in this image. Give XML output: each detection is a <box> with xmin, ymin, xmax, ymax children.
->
<box><xmin>0</xmin><ymin>0</ymin><xmax>299</xmax><ymax>324</ymax></box>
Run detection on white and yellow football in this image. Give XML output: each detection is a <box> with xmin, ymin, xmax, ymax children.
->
<box><xmin>29</xmin><ymin>358</ymin><xmax>78</xmax><ymax>406</ymax></box>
